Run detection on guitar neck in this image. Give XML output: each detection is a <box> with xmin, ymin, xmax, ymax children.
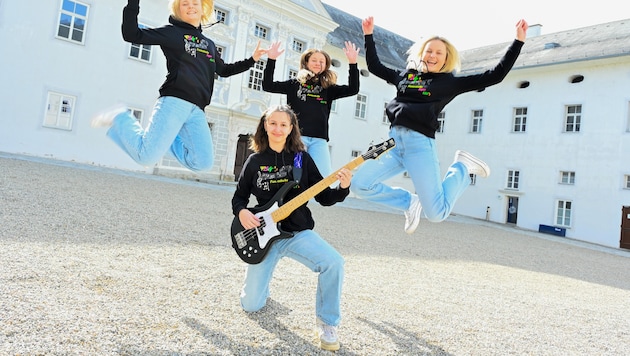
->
<box><xmin>270</xmin><ymin>156</ymin><xmax>365</xmax><ymax>222</ymax></box>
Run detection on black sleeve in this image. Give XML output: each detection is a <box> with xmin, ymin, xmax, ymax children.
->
<box><xmin>364</xmin><ymin>34</ymin><xmax>401</xmax><ymax>86</ymax></box>
<box><xmin>231</xmin><ymin>155</ymin><xmax>254</xmax><ymax>216</ymax></box>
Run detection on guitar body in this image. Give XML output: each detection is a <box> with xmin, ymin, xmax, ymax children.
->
<box><xmin>230</xmin><ymin>181</ymin><xmax>297</xmax><ymax>264</ymax></box>
<box><xmin>230</xmin><ymin>138</ymin><xmax>396</xmax><ymax>265</ymax></box>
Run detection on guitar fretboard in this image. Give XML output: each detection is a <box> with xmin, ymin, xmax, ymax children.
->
<box><xmin>270</xmin><ymin>156</ymin><xmax>365</xmax><ymax>222</ymax></box>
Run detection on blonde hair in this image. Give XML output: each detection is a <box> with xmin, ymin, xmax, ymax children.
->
<box><xmin>298</xmin><ymin>49</ymin><xmax>338</xmax><ymax>89</ymax></box>
<box><xmin>169</xmin><ymin>0</ymin><xmax>215</xmax><ymax>26</ymax></box>
<box><xmin>406</xmin><ymin>36</ymin><xmax>461</xmax><ymax>73</ymax></box>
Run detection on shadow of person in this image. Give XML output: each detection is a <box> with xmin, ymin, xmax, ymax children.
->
<box><xmin>357</xmin><ymin>316</ymin><xmax>454</xmax><ymax>356</ymax></box>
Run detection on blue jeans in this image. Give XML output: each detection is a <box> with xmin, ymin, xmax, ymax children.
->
<box><xmin>302</xmin><ymin>136</ymin><xmax>332</xmax><ymax>177</ymax></box>
<box><xmin>351</xmin><ymin>126</ymin><xmax>470</xmax><ymax>222</ymax></box>
<box><xmin>240</xmin><ymin>229</ymin><xmax>344</xmax><ymax>326</ymax></box>
<box><xmin>107</xmin><ymin>96</ymin><xmax>213</xmax><ymax>172</ymax></box>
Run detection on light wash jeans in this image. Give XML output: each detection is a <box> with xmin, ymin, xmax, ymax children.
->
<box><xmin>351</xmin><ymin>126</ymin><xmax>470</xmax><ymax>222</ymax></box>
<box><xmin>240</xmin><ymin>229</ymin><xmax>344</xmax><ymax>326</ymax></box>
<box><xmin>302</xmin><ymin>136</ymin><xmax>332</xmax><ymax>177</ymax></box>
<box><xmin>107</xmin><ymin>96</ymin><xmax>213</xmax><ymax>172</ymax></box>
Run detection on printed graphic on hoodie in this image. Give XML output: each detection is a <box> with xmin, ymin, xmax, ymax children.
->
<box><xmin>183</xmin><ymin>34</ymin><xmax>214</xmax><ymax>62</ymax></box>
<box><xmin>256</xmin><ymin>164</ymin><xmax>293</xmax><ymax>192</ymax></box>
<box><xmin>398</xmin><ymin>72</ymin><xmax>432</xmax><ymax>96</ymax></box>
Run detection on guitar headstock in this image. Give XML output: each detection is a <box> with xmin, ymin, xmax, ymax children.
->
<box><xmin>362</xmin><ymin>138</ymin><xmax>396</xmax><ymax>160</ymax></box>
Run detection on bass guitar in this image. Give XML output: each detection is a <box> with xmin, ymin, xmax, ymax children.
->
<box><xmin>230</xmin><ymin>138</ymin><xmax>395</xmax><ymax>264</ymax></box>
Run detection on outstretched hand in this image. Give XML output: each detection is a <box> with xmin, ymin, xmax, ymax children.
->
<box><xmin>362</xmin><ymin>16</ymin><xmax>374</xmax><ymax>36</ymax></box>
<box><xmin>251</xmin><ymin>40</ymin><xmax>268</xmax><ymax>61</ymax></box>
<box><xmin>515</xmin><ymin>19</ymin><xmax>529</xmax><ymax>42</ymax></box>
<box><xmin>343</xmin><ymin>41</ymin><xmax>360</xmax><ymax>64</ymax></box>
<box><xmin>267</xmin><ymin>41</ymin><xmax>285</xmax><ymax>60</ymax></box>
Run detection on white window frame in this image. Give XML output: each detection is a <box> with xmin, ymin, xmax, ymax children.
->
<box><xmin>44</xmin><ymin>91</ymin><xmax>76</xmax><ymax>131</ymax></box>
<box><xmin>469</xmin><ymin>174</ymin><xmax>476</xmax><ymax>185</ymax></box>
<box><xmin>471</xmin><ymin>109</ymin><xmax>483</xmax><ymax>133</ymax></box>
<box><xmin>437</xmin><ymin>111</ymin><xmax>445</xmax><ymax>133</ymax></box>
<box><xmin>513</xmin><ymin>107</ymin><xmax>527</xmax><ymax>132</ymax></box>
<box><xmin>382</xmin><ymin>102</ymin><xmax>389</xmax><ymax>124</ymax></box>
<box><xmin>624</xmin><ymin>175</ymin><xmax>630</xmax><ymax>189</ymax></box>
<box><xmin>214</xmin><ymin>8</ymin><xmax>228</xmax><ymax>25</ymax></box>
<box><xmin>291</xmin><ymin>39</ymin><xmax>305</xmax><ymax>53</ymax></box>
<box><xmin>128</xmin><ymin>107</ymin><xmax>144</xmax><ymax>125</ymax></box>
<box><xmin>56</xmin><ymin>0</ymin><xmax>89</xmax><ymax>44</ymax></box>
<box><xmin>254</xmin><ymin>23</ymin><xmax>269</xmax><ymax>40</ymax></box>
<box><xmin>556</xmin><ymin>200</ymin><xmax>572</xmax><ymax>227</ymax></box>
<box><xmin>248</xmin><ymin>60</ymin><xmax>265</xmax><ymax>91</ymax></box>
<box><xmin>560</xmin><ymin>171</ymin><xmax>575</xmax><ymax>185</ymax></box>
<box><xmin>354</xmin><ymin>94</ymin><xmax>367</xmax><ymax>120</ymax></box>
<box><xmin>564</xmin><ymin>104</ymin><xmax>582</xmax><ymax>132</ymax></box>
<box><xmin>129</xmin><ymin>23</ymin><xmax>152</xmax><ymax>63</ymax></box>
<box><xmin>507</xmin><ymin>170</ymin><xmax>520</xmax><ymax>189</ymax></box>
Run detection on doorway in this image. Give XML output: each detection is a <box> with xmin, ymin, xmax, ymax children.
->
<box><xmin>506</xmin><ymin>196</ymin><xmax>518</xmax><ymax>224</ymax></box>
<box><xmin>233</xmin><ymin>134</ymin><xmax>253</xmax><ymax>181</ymax></box>
<box><xmin>621</xmin><ymin>206</ymin><xmax>630</xmax><ymax>250</ymax></box>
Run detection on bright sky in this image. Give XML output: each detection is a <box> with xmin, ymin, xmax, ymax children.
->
<box><xmin>322</xmin><ymin>0</ymin><xmax>629</xmax><ymax>50</ymax></box>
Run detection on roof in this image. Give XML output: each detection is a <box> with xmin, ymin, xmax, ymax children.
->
<box><xmin>321</xmin><ymin>3</ymin><xmax>414</xmax><ymax>70</ymax></box>
<box><xmin>459</xmin><ymin>19</ymin><xmax>630</xmax><ymax>74</ymax></box>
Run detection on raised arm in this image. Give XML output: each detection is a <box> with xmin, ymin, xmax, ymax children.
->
<box><xmin>515</xmin><ymin>19</ymin><xmax>529</xmax><ymax>42</ymax></box>
<box><xmin>343</xmin><ymin>41</ymin><xmax>359</xmax><ymax>64</ymax></box>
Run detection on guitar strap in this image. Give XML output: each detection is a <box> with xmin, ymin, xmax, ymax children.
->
<box><xmin>293</xmin><ymin>152</ymin><xmax>303</xmax><ymax>184</ymax></box>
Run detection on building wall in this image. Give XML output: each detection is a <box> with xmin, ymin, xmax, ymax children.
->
<box><xmin>1</xmin><ymin>0</ymin><xmax>628</xmax><ymax>248</ymax></box>
<box><xmin>437</xmin><ymin>56</ymin><xmax>630</xmax><ymax>247</ymax></box>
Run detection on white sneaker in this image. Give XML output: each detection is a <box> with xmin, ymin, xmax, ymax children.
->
<box><xmin>454</xmin><ymin>150</ymin><xmax>491</xmax><ymax>178</ymax></box>
<box><xmin>404</xmin><ymin>193</ymin><xmax>422</xmax><ymax>234</ymax></box>
<box><xmin>90</xmin><ymin>104</ymin><xmax>128</xmax><ymax>128</ymax></box>
<box><xmin>316</xmin><ymin>318</ymin><xmax>340</xmax><ymax>351</ymax></box>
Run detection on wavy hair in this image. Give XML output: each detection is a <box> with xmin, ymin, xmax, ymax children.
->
<box><xmin>250</xmin><ymin>105</ymin><xmax>305</xmax><ymax>154</ymax></box>
<box><xmin>297</xmin><ymin>49</ymin><xmax>338</xmax><ymax>89</ymax></box>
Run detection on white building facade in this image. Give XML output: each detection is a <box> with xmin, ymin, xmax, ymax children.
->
<box><xmin>1</xmin><ymin>0</ymin><xmax>628</xmax><ymax>249</ymax></box>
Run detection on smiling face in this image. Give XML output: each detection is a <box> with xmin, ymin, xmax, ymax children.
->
<box><xmin>421</xmin><ymin>39</ymin><xmax>447</xmax><ymax>73</ymax></box>
<box><xmin>264</xmin><ymin>111</ymin><xmax>293</xmax><ymax>151</ymax></box>
<box><xmin>178</xmin><ymin>0</ymin><xmax>203</xmax><ymax>27</ymax></box>
<box><xmin>305</xmin><ymin>52</ymin><xmax>328</xmax><ymax>75</ymax></box>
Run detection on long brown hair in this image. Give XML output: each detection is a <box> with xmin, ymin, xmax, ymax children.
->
<box><xmin>250</xmin><ymin>105</ymin><xmax>305</xmax><ymax>153</ymax></box>
<box><xmin>299</xmin><ymin>49</ymin><xmax>338</xmax><ymax>89</ymax></box>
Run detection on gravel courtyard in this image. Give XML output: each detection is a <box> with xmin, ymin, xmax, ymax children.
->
<box><xmin>1</xmin><ymin>154</ymin><xmax>629</xmax><ymax>355</ymax></box>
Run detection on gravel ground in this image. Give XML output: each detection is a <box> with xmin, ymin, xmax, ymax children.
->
<box><xmin>1</xmin><ymin>153</ymin><xmax>629</xmax><ymax>355</ymax></box>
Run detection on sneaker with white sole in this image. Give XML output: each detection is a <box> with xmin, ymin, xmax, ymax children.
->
<box><xmin>404</xmin><ymin>193</ymin><xmax>422</xmax><ymax>234</ymax></box>
<box><xmin>90</xmin><ymin>104</ymin><xmax>128</xmax><ymax>128</ymax></box>
<box><xmin>316</xmin><ymin>318</ymin><xmax>340</xmax><ymax>351</ymax></box>
<box><xmin>454</xmin><ymin>150</ymin><xmax>491</xmax><ymax>178</ymax></box>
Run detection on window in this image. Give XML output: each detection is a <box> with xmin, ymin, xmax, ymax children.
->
<box><xmin>292</xmin><ymin>39</ymin><xmax>305</xmax><ymax>53</ymax></box>
<box><xmin>129</xmin><ymin>23</ymin><xmax>152</xmax><ymax>62</ymax></box>
<box><xmin>216</xmin><ymin>45</ymin><xmax>225</xmax><ymax>57</ymax></box>
<box><xmin>437</xmin><ymin>112</ymin><xmax>445</xmax><ymax>133</ymax></box>
<box><xmin>351</xmin><ymin>150</ymin><xmax>361</xmax><ymax>158</ymax></box>
<box><xmin>565</xmin><ymin>105</ymin><xmax>581</xmax><ymax>132</ymax></box>
<box><xmin>354</xmin><ymin>94</ymin><xmax>367</xmax><ymax>120</ymax></box>
<box><xmin>44</xmin><ymin>92</ymin><xmax>76</xmax><ymax>130</ymax></box>
<box><xmin>129</xmin><ymin>108</ymin><xmax>143</xmax><ymax>124</ymax></box>
<box><xmin>513</xmin><ymin>107</ymin><xmax>527</xmax><ymax>132</ymax></box>
<box><xmin>57</xmin><ymin>0</ymin><xmax>89</xmax><ymax>44</ymax></box>
<box><xmin>330</xmin><ymin>100</ymin><xmax>337</xmax><ymax>113</ymax></box>
<box><xmin>248</xmin><ymin>60</ymin><xmax>265</xmax><ymax>91</ymax></box>
<box><xmin>214</xmin><ymin>8</ymin><xmax>228</xmax><ymax>24</ymax></box>
<box><xmin>556</xmin><ymin>200</ymin><xmax>572</xmax><ymax>227</ymax></box>
<box><xmin>288</xmin><ymin>69</ymin><xmax>298</xmax><ymax>80</ymax></box>
<box><xmin>625</xmin><ymin>175</ymin><xmax>630</xmax><ymax>189</ymax></box>
<box><xmin>254</xmin><ymin>24</ymin><xmax>269</xmax><ymax>40</ymax></box>
<box><xmin>560</xmin><ymin>171</ymin><xmax>575</xmax><ymax>185</ymax></box>
<box><xmin>469</xmin><ymin>174</ymin><xmax>476</xmax><ymax>185</ymax></box>
<box><xmin>471</xmin><ymin>109</ymin><xmax>483</xmax><ymax>133</ymax></box>
<box><xmin>382</xmin><ymin>102</ymin><xmax>389</xmax><ymax>124</ymax></box>
<box><xmin>507</xmin><ymin>170</ymin><xmax>519</xmax><ymax>189</ymax></box>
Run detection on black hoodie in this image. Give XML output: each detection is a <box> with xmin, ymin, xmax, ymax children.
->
<box><xmin>121</xmin><ymin>0</ymin><xmax>255</xmax><ymax>110</ymax></box>
<box><xmin>364</xmin><ymin>34</ymin><xmax>523</xmax><ymax>139</ymax></box>
<box><xmin>232</xmin><ymin>148</ymin><xmax>349</xmax><ymax>232</ymax></box>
